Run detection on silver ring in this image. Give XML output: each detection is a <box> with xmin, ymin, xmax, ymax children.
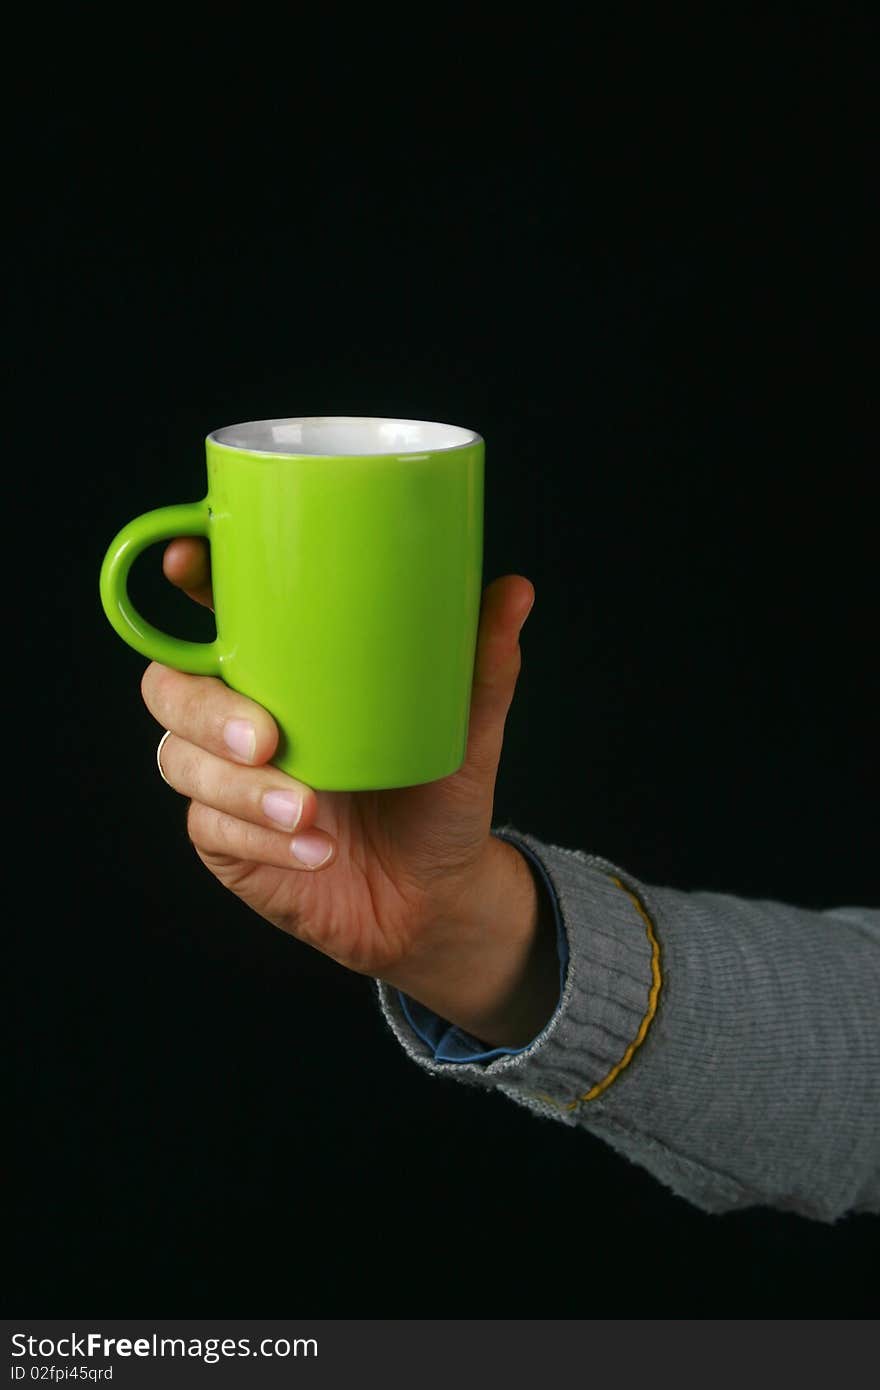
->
<box><xmin>156</xmin><ymin>730</ymin><xmax>174</xmax><ymax>787</ymax></box>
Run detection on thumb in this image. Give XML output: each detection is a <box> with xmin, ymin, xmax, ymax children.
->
<box><xmin>463</xmin><ymin>574</ymin><xmax>535</xmax><ymax>777</ymax></box>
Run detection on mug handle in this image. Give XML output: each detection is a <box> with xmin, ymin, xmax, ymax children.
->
<box><xmin>99</xmin><ymin>501</ymin><xmax>222</xmax><ymax>676</ymax></box>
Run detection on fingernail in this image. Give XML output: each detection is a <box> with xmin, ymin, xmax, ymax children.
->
<box><xmin>290</xmin><ymin>833</ymin><xmax>332</xmax><ymax>868</ymax></box>
<box><xmin>262</xmin><ymin>789</ymin><xmax>303</xmax><ymax>830</ymax></box>
<box><xmin>224</xmin><ymin>718</ymin><xmax>256</xmax><ymax>762</ymax></box>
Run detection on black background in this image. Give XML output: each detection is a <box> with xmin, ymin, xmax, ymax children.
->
<box><xmin>11</xmin><ymin>10</ymin><xmax>878</xmax><ymax>1316</ymax></box>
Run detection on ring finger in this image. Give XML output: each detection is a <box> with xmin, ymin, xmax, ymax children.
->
<box><xmin>158</xmin><ymin>731</ymin><xmax>319</xmax><ymax>836</ymax></box>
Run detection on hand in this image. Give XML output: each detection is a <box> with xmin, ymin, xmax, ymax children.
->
<box><xmin>141</xmin><ymin>539</ymin><xmax>559</xmax><ymax>1048</ymax></box>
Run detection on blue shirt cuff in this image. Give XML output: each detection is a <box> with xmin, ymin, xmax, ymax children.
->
<box><xmin>396</xmin><ymin>832</ymin><xmax>570</xmax><ymax>1063</ymax></box>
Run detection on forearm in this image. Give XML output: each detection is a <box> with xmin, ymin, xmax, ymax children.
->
<box><xmin>378</xmin><ymin>835</ymin><xmax>560</xmax><ymax>1049</ymax></box>
<box><xmin>377</xmin><ymin>826</ymin><xmax>880</xmax><ymax>1223</ymax></box>
<box><xmin>572</xmin><ymin>861</ymin><xmax>880</xmax><ymax>1221</ymax></box>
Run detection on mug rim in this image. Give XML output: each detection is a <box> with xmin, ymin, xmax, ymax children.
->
<box><xmin>207</xmin><ymin>415</ymin><xmax>483</xmax><ymax>458</ymax></box>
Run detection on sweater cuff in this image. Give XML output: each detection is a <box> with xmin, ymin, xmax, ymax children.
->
<box><xmin>375</xmin><ymin>826</ymin><xmax>659</xmax><ymax>1114</ymax></box>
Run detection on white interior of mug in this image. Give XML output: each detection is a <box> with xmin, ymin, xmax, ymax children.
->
<box><xmin>209</xmin><ymin>416</ymin><xmax>479</xmax><ymax>456</ymax></box>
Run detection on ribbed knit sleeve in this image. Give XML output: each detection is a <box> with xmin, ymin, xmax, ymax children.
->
<box><xmin>375</xmin><ymin>825</ymin><xmax>880</xmax><ymax>1224</ymax></box>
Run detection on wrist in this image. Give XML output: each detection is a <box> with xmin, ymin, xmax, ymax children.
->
<box><xmin>379</xmin><ymin>834</ymin><xmax>560</xmax><ymax>1049</ymax></box>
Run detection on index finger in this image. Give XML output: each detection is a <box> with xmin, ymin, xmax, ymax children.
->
<box><xmin>163</xmin><ymin>537</ymin><xmax>214</xmax><ymax>610</ymax></box>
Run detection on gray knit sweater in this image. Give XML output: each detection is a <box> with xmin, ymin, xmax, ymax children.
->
<box><xmin>376</xmin><ymin>825</ymin><xmax>880</xmax><ymax>1224</ymax></box>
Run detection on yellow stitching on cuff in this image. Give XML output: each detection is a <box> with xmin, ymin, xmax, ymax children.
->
<box><xmin>563</xmin><ymin>876</ymin><xmax>662</xmax><ymax>1111</ymax></box>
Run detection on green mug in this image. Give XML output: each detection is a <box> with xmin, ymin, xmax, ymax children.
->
<box><xmin>99</xmin><ymin>416</ymin><xmax>485</xmax><ymax>791</ymax></box>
